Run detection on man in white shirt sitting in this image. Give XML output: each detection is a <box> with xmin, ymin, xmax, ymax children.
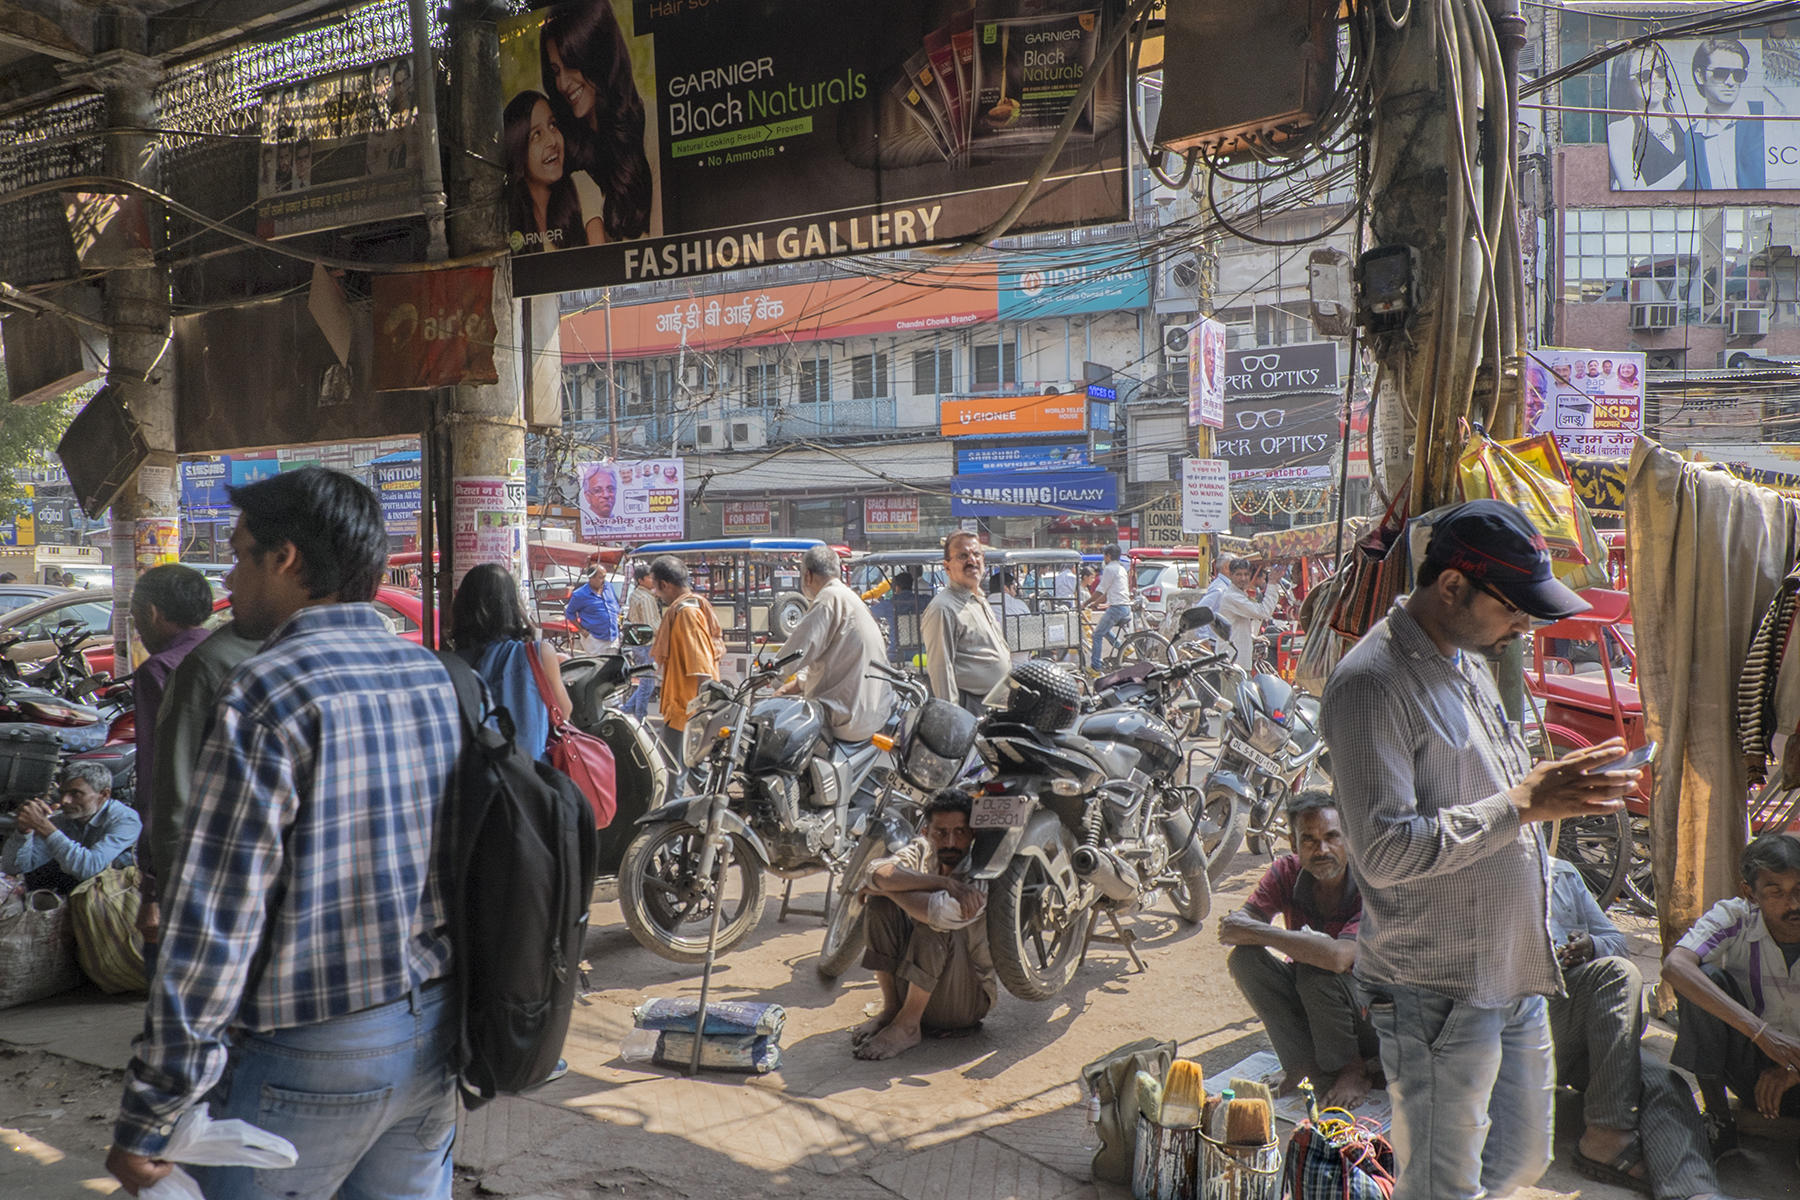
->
<box><xmin>1664</xmin><ymin>832</ymin><xmax>1800</xmax><ymax>1152</ymax></box>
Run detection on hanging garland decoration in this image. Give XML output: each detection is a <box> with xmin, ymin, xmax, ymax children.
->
<box><xmin>1233</xmin><ymin>484</ymin><xmax>1333</xmax><ymax>517</ymax></box>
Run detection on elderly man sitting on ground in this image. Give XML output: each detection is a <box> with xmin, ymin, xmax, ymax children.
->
<box><xmin>1</xmin><ymin>762</ymin><xmax>138</xmax><ymax>894</ymax></box>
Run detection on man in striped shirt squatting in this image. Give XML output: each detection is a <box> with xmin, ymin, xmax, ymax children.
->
<box><xmin>1664</xmin><ymin>832</ymin><xmax>1800</xmax><ymax>1161</ymax></box>
<box><xmin>1320</xmin><ymin>499</ymin><xmax>1643</xmax><ymax>1200</ymax></box>
<box><xmin>107</xmin><ymin>468</ymin><xmax>465</xmax><ymax>1200</ymax></box>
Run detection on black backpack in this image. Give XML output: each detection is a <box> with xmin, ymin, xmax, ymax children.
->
<box><xmin>436</xmin><ymin>653</ymin><xmax>599</xmax><ymax>1107</ymax></box>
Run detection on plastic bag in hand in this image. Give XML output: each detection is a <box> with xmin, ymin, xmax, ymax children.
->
<box><xmin>139</xmin><ymin>1105</ymin><xmax>298</xmax><ymax>1198</ymax></box>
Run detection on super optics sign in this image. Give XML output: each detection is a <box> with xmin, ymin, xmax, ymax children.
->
<box><xmin>499</xmin><ymin>1</ymin><xmax>1128</xmax><ymax>295</ymax></box>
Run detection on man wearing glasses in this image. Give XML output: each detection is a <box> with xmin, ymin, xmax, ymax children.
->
<box><xmin>1690</xmin><ymin>37</ymin><xmax>1765</xmax><ymax>189</ymax></box>
<box><xmin>1320</xmin><ymin>500</ymin><xmax>1644</xmax><ymax>1200</ymax></box>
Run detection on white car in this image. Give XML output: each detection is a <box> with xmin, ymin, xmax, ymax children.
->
<box><xmin>1134</xmin><ymin>560</ymin><xmax>1203</xmax><ymax>617</ymax></box>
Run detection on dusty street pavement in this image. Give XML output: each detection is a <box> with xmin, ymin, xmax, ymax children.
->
<box><xmin>2</xmin><ymin>854</ymin><xmax>1794</xmax><ymax>1199</ymax></box>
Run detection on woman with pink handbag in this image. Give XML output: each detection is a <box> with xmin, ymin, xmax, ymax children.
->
<box><xmin>450</xmin><ymin>563</ymin><xmax>574</xmax><ymax>764</ymax></box>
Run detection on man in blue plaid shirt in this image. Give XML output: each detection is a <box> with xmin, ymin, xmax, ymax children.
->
<box><xmin>107</xmin><ymin>469</ymin><xmax>465</xmax><ymax>1200</ymax></box>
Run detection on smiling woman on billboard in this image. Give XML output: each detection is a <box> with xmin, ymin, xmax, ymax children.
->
<box><xmin>540</xmin><ymin>0</ymin><xmax>655</xmax><ymax>241</ymax></box>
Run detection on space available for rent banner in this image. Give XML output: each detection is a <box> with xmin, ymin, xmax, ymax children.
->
<box><xmin>1524</xmin><ymin>349</ymin><xmax>1644</xmax><ymax>459</ymax></box>
<box><xmin>579</xmin><ymin>459</ymin><xmax>686</xmax><ymax>540</ymax></box>
<box><xmin>499</xmin><ymin>0</ymin><xmax>1128</xmax><ymax>296</ymax></box>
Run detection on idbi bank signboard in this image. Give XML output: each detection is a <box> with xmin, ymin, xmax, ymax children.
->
<box><xmin>500</xmin><ymin>0</ymin><xmax>1129</xmax><ymax>295</ymax></box>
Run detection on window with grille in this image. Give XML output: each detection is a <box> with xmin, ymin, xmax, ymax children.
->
<box><xmin>743</xmin><ymin>363</ymin><xmax>778</xmax><ymax>406</ymax></box>
<box><xmin>851</xmin><ymin>352</ymin><xmax>890</xmax><ymax>400</ymax></box>
<box><xmin>913</xmin><ymin>348</ymin><xmax>953</xmax><ymax>394</ymax></box>
<box><xmin>797</xmin><ymin>356</ymin><xmax>831</xmax><ymax>404</ymax></box>
<box><xmin>972</xmin><ymin>342</ymin><xmax>1017</xmax><ymax>390</ymax></box>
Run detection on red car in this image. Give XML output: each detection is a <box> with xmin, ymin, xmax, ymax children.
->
<box><xmin>0</xmin><ymin>586</ymin><xmax>437</xmax><ymax>677</ymax></box>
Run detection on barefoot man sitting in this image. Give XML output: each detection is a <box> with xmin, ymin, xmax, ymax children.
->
<box><xmin>853</xmin><ymin>789</ymin><xmax>995</xmax><ymax>1061</ymax></box>
<box><xmin>1218</xmin><ymin>790</ymin><xmax>1381</xmax><ymax>1108</ymax></box>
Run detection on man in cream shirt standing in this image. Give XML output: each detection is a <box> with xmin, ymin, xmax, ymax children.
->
<box><xmin>775</xmin><ymin>544</ymin><xmax>892</xmax><ymax>743</ymax></box>
<box><xmin>922</xmin><ymin>531</ymin><xmax>1012</xmax><ymax>714</ymax></box>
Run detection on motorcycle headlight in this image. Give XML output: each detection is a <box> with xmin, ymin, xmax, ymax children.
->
<box><xmin>1248</xmin><ymin>712</ymin><xmax>1287</xmax><ymax>756</ymax></box>
<box><xmin>682</xmin><ymin>708</ymin><xmax>731</xmax><ymax>768</ymax></box>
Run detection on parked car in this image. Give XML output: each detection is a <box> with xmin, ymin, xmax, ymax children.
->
<box><xmin>0</xmin><ymin>585</ymin><xmax>435</xmax><ymax>676</ymax></box>
<box><xmin>0</xmin><ymin>584</ymin><xmax>70</xmax><ymax>615</ymax></box>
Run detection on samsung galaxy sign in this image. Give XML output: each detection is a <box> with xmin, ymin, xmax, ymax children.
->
<box><xmin>951</xmin><ymin>469</ymin><xmax>1118</xmax><ymax>517</ymax></box>
<box><xmin>1224</xmin><ymin>342</ymin><xmax>1340</xmax><ymax>399</ymax></box>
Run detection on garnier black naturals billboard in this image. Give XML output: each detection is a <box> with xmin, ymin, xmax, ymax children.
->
<box><xmin>498</xmin><ymin>0</ymin><xmax>1129</xmax><ymax>296</ymax></box>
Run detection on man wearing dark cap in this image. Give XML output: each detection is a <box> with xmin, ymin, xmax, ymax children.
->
<box><xmin>1320</xmin><ymin>499</ymin><xmax>1644</xmax><ymax>1200</ymax></box>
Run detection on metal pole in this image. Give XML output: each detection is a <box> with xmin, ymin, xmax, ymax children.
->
<box><xmin>407</xmin><ymin>0</ymin><xmax>449</xmax><ymax>262</ymax></box>
<box><xmin>605</xmin><ymin>289</ymin><xmax>620</xmax><ymax>459</ymax></box>
<box><xmin>687</xmin><ymin>822</ymin><xmax>732</xmax><ymax>1077</ymax></box>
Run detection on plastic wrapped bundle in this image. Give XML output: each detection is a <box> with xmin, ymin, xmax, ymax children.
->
<box><xmin>653</xmin><ymin>1032</ymin><xmax>781</xmax><ymax>1074</ymax></box>
<box><xmin>631</xmin><ymin>996</ymin><xmax>786</xmax><ymax>1039</ymax></box>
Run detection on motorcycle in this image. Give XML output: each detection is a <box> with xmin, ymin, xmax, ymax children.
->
<box><xmin>965</xmin><ymin>661</ymin><xmax>1214</xmax><ymax>1002</ymax></box>
<box><xmin>558</xmin><ymin>623</ymin><xmax>666</xmax><ymax>889</ymax></box>
<box><xmin>618</xmin><ymin>649</ymin><xmax>910</xmax><ymax>963</ymax></box>
<box><xmin>816</xmin><ymin>668</ymin><xmax>981</xmax><ymax>980</ymax></box>
<box><xmin>1199</xmin><ymin>638</ymin><xmax>1331</xmax><ymax>881</ymax></box>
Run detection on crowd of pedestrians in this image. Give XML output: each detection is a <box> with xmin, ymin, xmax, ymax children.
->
<box><xmin>0</xmin><ymin>466</ymin><xmax>1771</xmax><ymax>1199</ymax></box>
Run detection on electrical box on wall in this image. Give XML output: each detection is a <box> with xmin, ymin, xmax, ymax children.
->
<box><xmin>1153</xmin><ymin>0</ymin><xmax>1337</xmax><ymax>161</ymax></box>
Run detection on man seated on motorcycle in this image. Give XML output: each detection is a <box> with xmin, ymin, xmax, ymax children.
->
<box><xmin>852</xmin><ymin>789</ymin><xmax>995</xmax><ymax>1062</ymax></box>
<box><xmin>1217</xmin><ymin>789</ymin><xmax>1380</xmax><ymax>1109</ymax></box>
<box><xmin>774</xmin><ymin>545</ymin><xmax>893</xmax><ymax>744</ymax></box>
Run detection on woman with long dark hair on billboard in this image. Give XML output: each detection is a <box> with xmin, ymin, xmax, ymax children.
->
<box><xmin>504</xmin><ymin>90</ymin><xmax>605</xmax><ymax>252</ymax></box>
<box><xmin>1607</xmin><ymin>47</ymin><xmax>1690</xmax><ymax>190</ymax></box>
<box><xmin>540</xmin><ymin>0</ymin><xmax>652</xmax><ymax>241</ymax></box>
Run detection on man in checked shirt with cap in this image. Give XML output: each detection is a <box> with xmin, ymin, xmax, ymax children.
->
<box><xmin>1320</xmin><ymin>499</ymin><xmax>1643</xmax><ymax>1200</ymax></box>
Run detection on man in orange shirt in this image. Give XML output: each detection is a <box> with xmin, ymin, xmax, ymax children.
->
<box><xmin>649</xmin><ymin>555</ymin><xmax>724</xmax><ymax>771</ymax></box>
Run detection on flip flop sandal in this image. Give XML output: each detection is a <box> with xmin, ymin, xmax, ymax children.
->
<box><xmin>1570</xmin><ymin>1142</ymin><xmax>1651</xmax><ymax>1196</ymax></box>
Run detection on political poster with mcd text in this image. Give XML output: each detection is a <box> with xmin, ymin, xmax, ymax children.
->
<box><xmin>499</xmin><ymin>0</ymin><xmax>1129</xmax><ymax>295</ymax></box>
<box><xmin>579</xmin><ymin>459</ymin><xmax>686</xmax><ymax>540</ymax></box>
<box><xmin>1182</xmin><ymin>458</ymin><xmax>1230</xmax><ymax>533</ymax></box>
<box><xmin>1188</xmin><ymin>316</ymin><xmax>1225</xmax><ymax>428</ymax></box>
<box><xmin>1524</xmin><ymin>349</ymin><xmax>1644</xmax><ymax>458</ymax></box>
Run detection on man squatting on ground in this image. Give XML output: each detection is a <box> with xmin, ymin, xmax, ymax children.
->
<box><xmin>1218</xmin><ymin>789</ymin><xmax>1381</xmax><ymax>1110</ymax></box>
<box><xmin>852</xmin><ymin>789</ymin><xmax>996</xmax><ymax>1062</ymax></box>
<box><xmin>1545</xmin><ymin>856</ymin><xmax>1733</xmax><ymax>1198</ymax></box>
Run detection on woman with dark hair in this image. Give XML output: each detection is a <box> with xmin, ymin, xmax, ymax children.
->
<box><xmin>504</xmin><ymin>90</ymin><xmax>605</xmax><ymax>252</ymax></box>
<box><xmin>540</xmin><ymin>0</ymin><xmax>653</xmax><ymax>241</ymax></box>
<box><xmin>1607</xmin><ymin>47</ymin><xmax>1690</xmax><ymax>190</ymax></box>
<box><xmin>451</xmin><ymin>562</ymin><xmax>575</xmax><ymax>762</ymax></box>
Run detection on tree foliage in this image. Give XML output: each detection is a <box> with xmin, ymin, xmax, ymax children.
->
<box><xmin>0</xmin><ymin>380</ymin><xmax>83</xmax><ymax>519</ymax></box>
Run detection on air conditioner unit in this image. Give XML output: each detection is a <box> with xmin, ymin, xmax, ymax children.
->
<box><xmin>1161</xmin><ymin>323</ymin><xmax>1192</xmax><ymax>362</ymax></box>
<box><xmin>1516</xmin><ymin>41</ymin><xmax>1542</xmax><ymax>72</ymax></box>
<box><xmin>728</xmin><ymin>414</ymin><xmax>768</xmax><ymax>449</ymax></box>
<box><xmin>1162</xmin><ymin>254</ymin><xmax>1200</xmax><ymax>301</ymax></box>
<box><xmin>1630</xmin><ymin>304</ymin><xmax>1679</xmax><ymax>330</ymax></box>
<box><xmin>693</xmin><ymin>419</ymin><xmax>727</xmax><ymax>448</ymax></box>
<box><xmin>682</xmin><ymin>364</ymin><xmax>701</xmax><ymax>387</ymax></box>
<box><xmin>1729</xmin><ymin>306</ymin><xmax>1769</xmax><ymax>339</ymax></box>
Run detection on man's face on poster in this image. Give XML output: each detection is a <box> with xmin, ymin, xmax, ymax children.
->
<box><xmin>1697</xmin><ymin>47</ymin><xmax>1747</xmax><ymax>109</ymax></box>
<box><xmin>585</xmin><ymin>468</ymin><xmax>618</xmax><ymax>518</ymax></box>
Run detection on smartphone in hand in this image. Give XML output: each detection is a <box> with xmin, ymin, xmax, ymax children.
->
<box><xmin>1585</xmin><ymin>741</ymin><xmax>1657</xmax><ymax>774</ymax></box>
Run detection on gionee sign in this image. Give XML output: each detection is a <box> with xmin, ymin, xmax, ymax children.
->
<box><xmin>939</xmin><ymin>393</ymin><xmax>1086</xmax><ymax>437</ymax></box>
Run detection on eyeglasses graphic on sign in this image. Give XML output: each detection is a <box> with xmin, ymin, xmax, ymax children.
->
<box><xmin>1240</xmin><ymin>354</ymin><xmax>1282</xmax><ymax>371</ymax></box>
<box><xmin>1234</xmin><ymin>409</ymin><xmax>1286</xmax><ymax>430</ymax></box>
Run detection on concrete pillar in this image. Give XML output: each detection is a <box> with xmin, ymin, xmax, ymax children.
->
<box><xmin>437</xmin><ymin>3</ymin><xmax>526</xmax><ymax>616</ymax></box>
<box><xmin>88</xmin><ymin>50</ymin><xmax>177</xmax><ymax>672</ymax></box>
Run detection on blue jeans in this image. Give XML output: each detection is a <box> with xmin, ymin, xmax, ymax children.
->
<box><xmin>190</xmin><ymin>978</ymin><xmax>457</xmax><ymax>1200</ymax></box>
<box><xmin>624</xmin><ymin>645</ymin><xmax>653</xmax><ymax>719</ymax></box>
<box><xmin>1090</xmin><ymin>604</ymin><xmax>1130</xmax><ymax>668</ymax></box>
<box><xmin>1365</xmin><ymin>985</ymin><xmax>1552</xmax><ymax>1200</ymax></box>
